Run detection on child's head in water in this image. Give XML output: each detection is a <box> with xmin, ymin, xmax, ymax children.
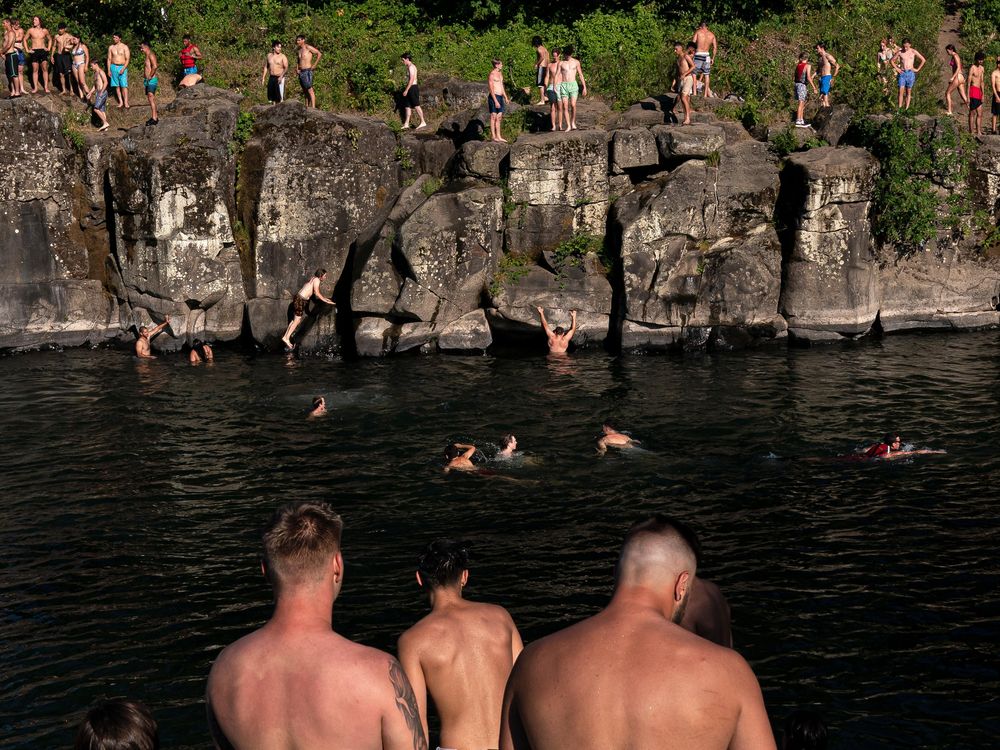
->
<box><xmin>783</xmin><ymin>709</ymin><xmax>827</xmax><ymax>750</ymax></box>
<box><xmin>75</xmin><ymin>699</ymin><xmax>159</xmax><ymax>750</ymax></box>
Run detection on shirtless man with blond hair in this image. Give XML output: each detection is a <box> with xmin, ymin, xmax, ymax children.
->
<box><xmin>24</xmin><ymin>16</ymin><xmax>51</xmax><ymax>93</ymax></box>
<box><xmin>281</xmin><ymin>268</ymin><xmax>334</xmax><ymax>350</ymax></box>
<box><xmin>692</xmin><ymin>21</ymin><xmax>717</xmax><ymax>97</ymax></box>
<box><xmin>536</xmin><ymin>306</ymin><xmax>576</xmax><ymax>354</ymax></box>
<box><xmin>499</xmin><ymin>515</ymin><xmax>775</xmax><ymax>750</ymax></box>
<box><xmin>399</xmin><ymin>539</ymin><xmax>523</xmax><ymax>750</ymax></box>
<box><xmin>206</xmin><ymin>501</ymin><xmax>428</xmax><ymax>750</ymax></box>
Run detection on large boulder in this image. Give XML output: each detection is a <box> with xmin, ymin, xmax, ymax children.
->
<box><xmin>652</xmin><ymin>124</ymin><xmax>726</xmax><ymax>160</ymax></box>
<box><xmin>0</xmin><ymin>97</ymin><xmax>119</xmax><ymax>350</ymax></box>
<box><xmin>108</xmin><ymin>86</ymin><xmax>245</xmax><ymax>349</ymax></box>
<box><xmin>506</xmin><ymin>131</ymin><xmax>610</xmax><ymax>257</ymax></box>
<box><xmin>779</xmin><ymin>147</ymin><xmax>880</xmax><ymax>341</ymax></box>
<box><xmin>611</xmin><ymin>128</ymin><xmax>659</xmax><ymax>173</ymax></box>
<box><xmin>239</xmin><ymin>102</ymin><xmax>402</xmax><ymax>350</ymax></box>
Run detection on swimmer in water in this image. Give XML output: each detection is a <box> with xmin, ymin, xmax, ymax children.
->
<box><xmin>497</xmin><ymin>434</ymin><xmax>517</xmax><ymax>459</ymax></box>
<box><xmin>596</xmin><ymin>422</ymin><xmax>640</xmax><ymax>456</ymax></box>
<box><xmin>860</xmin><ymin>432</ymin><xmax>945</xmax><ymax>460</ymax></box>
<box><xmin>307</xmin><ymin>396</ymin><xmax>326</xmax><ymax>418</ymax></box>
<box><xmin>189</xmin><ymin>339</ymin><xmax>214</xmax><ymax>364</ymax></box>
<box><xmin>134</xmin><ymin>315</ymin><xmax>170</xmax><ymax>358</ymax></box>
<box><xmin>536</xmin><ymin>306</ymin><xmax>576</xmax><ymax>354</ymax></box>
<box><xmin>444</xmin><ymin>443</ymin><xmax>477</xmax><ymax>473</ymax></box>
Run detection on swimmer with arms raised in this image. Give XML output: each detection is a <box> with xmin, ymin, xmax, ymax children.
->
<box><xmin>596</xmin><ymin>422</ymin><xmax>639</xmax><ymax>455</ymax></box>
<box><xmin>135</xmin><ymin>316</ymin><xmax>170</xmax><ymax>358</ymax></box>
<box><xmin>536</xmin><ymin>306</ymin><xmax>576</xmax><ymax>354</ymax></box>
<box><xmin>444</xmin><ymin>443</ymin><xmax>477</xmax><ymax>473</ymax></box>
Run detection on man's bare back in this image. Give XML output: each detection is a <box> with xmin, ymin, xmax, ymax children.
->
<box><xmin>400</xmin><ymin>598</ymin><xmax>522</xmax><ymax>750</ymax></box>
<box><xmin>693</xmin><ymin>26</ymin><xmax>716</xmax><ymax>55</ymax></box>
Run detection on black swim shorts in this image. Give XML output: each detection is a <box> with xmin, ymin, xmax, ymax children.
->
<box><xmin>56</xmin><ymin>52</ymin><xmax>72</xmax><ymax>75</ymax></box>
<box><xmin>31</xmin><ymin>49</ymin><xmax>47</xmax><ymax>64</ymax></box>
<box><xmin>267</xmin><ymin>74</ymin><xmax>282</xmax><ymax>103</ymax></box>
<box><xmin>971</xmin><ymin>97</ymin><xmax>982</xmax><ymax>111</ymax></box>
<box><xmin>4</xmin><ymin>52</ymin><xmax>17</xmax><ymax>80</ymax></box>
<box><xmin>403</xmin><ymin>84</ymin><xmax>419</xmax><ymax>108</ymax></box>
<box><xmin>993</xmin><ymin>98</ymin><xmax>1000</xmax><ymax>116</ymax></box>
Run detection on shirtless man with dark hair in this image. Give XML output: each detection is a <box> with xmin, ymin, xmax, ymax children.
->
<box><xmin>53</xmin><ymin>23</ymin><xmax>73</xmax><ymax>94</ymax></box>
<box><xmin>24</xmin><ymin>16</ymin><xmax>50</xmax><ymax>93</ymax></box>
<box><xmin>557</xmin><ymin>46</ymin><xmax>586</xmax><ymax>131</ymax></box>
<box><xmin>207</xmin><ymin>501</ymin><xmax>428</xmax><ymax>750</ymax></box>
<box><xmin>536</xmin><ymin>306</ymin><xmax>576</xmax><ymax>354</ymax></box>
<box><xmin>545</xmin><ymin>48</ymin><xmax>562</xmax><ymax>130</ymax></box>
<box><xmin>532</xmin><ymin>36</ymin><xmax>549</xmax><ymax>105</ymax></box>
<box><xmin>2</xmin><ymin>20</ymin><xmax>22</xmax><ymax>98</ymax></box>
<box><xmin>443</xmin><ymin>443</ymin><xmax>477</xmax><ymax>473</ymax></box>
<box><xmin>500</xmin><ymin>515</ymin><xmax>775</xmax><ymax>750</ymax></box>
<box><xmin>295</xmin><ymin>34</ymin><xmax>321</xmax><ymax>108</ymax></box>
<box><xmin>134</xmin><ymin>316</ymin><xmax>170</xmax><ymax>358</ymax></box>
<box><xmin>399</xmin><ymin>539</ymin><xmax>523</xmax><ymax>750</ymax></box>
<box><xmin>107</xmin><ymin>33</ymin><xmax>130</xmax><ymax>108</ymax></box>
<box><xmin>281</xmin><ymin>268</ymin><xmax>335</xmax><ymax>350</ymax></box>
<box><xmin>262</xmin><ymin>40</ymin><xmax>288</xmax><ymax>104</ymax></box>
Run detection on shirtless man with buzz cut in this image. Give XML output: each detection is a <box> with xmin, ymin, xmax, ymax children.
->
<box><xmin>281</xmin><ymin>268</ymin><xmax>335</xmax><ymax>350</ymax></box>
<box><xmin>134</xmin><ymin>316</ymin><xmax>170</xmax><ymax>358</ymax></box>
<box><xmin>536</xmin><ymin>306</ymin><xmax>576</xmax><ymax>354</ymax></box>
<box><xmin>24</xmin><ymin>16</ymin><xmax>51</xmax><ymax>94</ymax></box>
<box><xmin>399</xmin><ymin>539</ymin><xmax>523</xmax><ymax>750</ymax></box>
<box><xmin>206</xmin><ymin>501</ymin><xmax>429</xmax><ymax>750</ymax></box>
<box><xmin>499</xmin><ymin>515</ymin><xmax>775</xmax><ymax>750</ymax></box>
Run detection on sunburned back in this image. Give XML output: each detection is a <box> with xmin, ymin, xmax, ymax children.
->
<box><xmin>418</xmin><ymin>603</ymin><xmax>516</xmax><ymax>749</ymax></box>
<box><xmin>208</xmin><ymin>627</ymin><xmax>389</xmax><ymax>750</ymax></box>
<box><xmin>509</xmin><ymin>612</ymin><xmax>752</xmax><ymax>750</ymax></box>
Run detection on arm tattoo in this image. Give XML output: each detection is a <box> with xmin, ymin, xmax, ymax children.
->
<box><xmin>389</xmin><ymin>659</ymin><xmax>428</xmax><ymax>750</ymax></box>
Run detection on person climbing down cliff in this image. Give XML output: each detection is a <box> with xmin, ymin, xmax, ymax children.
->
<box><xmin>135</xmin><ymin>315</ymin><xmax>170</xmax><ymax>358</ymax></box>
<box><xmin>281</xmin><ymin>269</ymin><xmax>335</xmax><ymax>351</ymax></box>
<box><xmin>536</xmin><ymin>306</ymin><xmax>576</xmax><ymax>354</ymax></box>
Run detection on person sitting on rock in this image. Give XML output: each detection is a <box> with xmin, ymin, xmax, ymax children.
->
<box><xmin>189</xmin><ymin>338</ymin><xmax>213</xmax><ymax>364</ymax></box>
<box><xmin>596</xmin><ymin>422</ymin><xmax>640</xmax><ymax>456</ymax></box>
<box><xmin>135</xmin><ymin>315</ymin><xmax>170</xmax><ymax>358</ymax></box>
<box><xmin>308</xmin><ymin>396</ymin><xmax>326</xmax><ymax>418</ymax></box>
<box><xmin>281</xmin><ymin>268</ymin><xmax>335</xmax><ymax>351</ymax></box>
<box><xmin>536</xmin><ymin>306</ymin><xmax>576</xmax><ymax>354</ymax></box>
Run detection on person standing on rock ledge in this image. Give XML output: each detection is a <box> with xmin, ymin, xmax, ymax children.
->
<box><xmin>140</xmin><ymin>41</ymin><xmax>158</xmax><ymax>126</ymax></box>
<box><xmin>400</xmin><ymin>52</ymin><xmax>427</xmax><ymax>129</ymax></box>
<box><xmin>89</xmin><ymin>61</ymin><xmax>110</xmax><ymax>130</ymax></box>
<box><xmin>2</xmin><ymin>19</ymin><xmax>23</xmax><ymax>98</ymax></box>
<box><xmin>135</xmin><ymin>315</ymin><xmax>170</xmax><ymax>358</ymax></box>
<box><xmin>673</xmin><ymin>41</ymin><xmax>696</xmax><ymax>126</ymax></box>
<box><xmin>815</xmin><ymin>41</ymin><xmax>839</xmax><ymax>108</ymax></box>
<box><xmin>295</xmin><ymin>34</ymin><xmax>321</xmax><ymax>108</ymax></box>
<box><xmin>892</xmin><ymin>38</ymin><xmax>925</xmax><ymax>111</ymax></box>
<box><xmin>262</xmin><ymin>40</ymin><xmax>287</xmax><ymax>104</ymax></box>
<box><xmin>991</xmin><ymin>56</ymin><xmax>1000</xmax><ymax>134</ymax></box>
<box><xmin>536</xmin><ymin>306</ymin><xmax>576</xmax><ymax>353</ymax></box>
<box><xmin>968</xmin><ymin>52</ymin><xmax>986</xmax><ymax>137</ymax></box>
<box><xmin>282</xmin><ymin>268</ymin><xmax>335</xmax><ymax>351</ymax></box>
<box><xmin>545</xmin><ymin>48</ymin><xmax>563</xmax><ymax>130</ymax></box>
<box><xmin>24</xmin><ymin>16</ymin><xmax>51</xmax><ymax>94</ymax></box>
<box><xmin>692</xmin><ymin>21</ymin><xmax>717</xmax><ymax>98</ymax></box>
<box><xmin>532</xmin><ymin>35</ymin><xmax>549</xmax><ymax>105</ymax></box>
<box><xmin>557</xmin><ymin>46</ymin><xmax>587</xmax><ymax>131</ymax></box>
<box><xmin>488</xmin><ymin>58</ymin><xmax>508</xmax><ymax>142</ymax></box>
<box><xmin>793</xmin><ymin>51</ymin><xmax>818</xmax><ymax>128</ymax></box>
<box><xmin>107</xmin><ymin>33</ymin><xmax>130</xmax><ymax>109</ymax></box>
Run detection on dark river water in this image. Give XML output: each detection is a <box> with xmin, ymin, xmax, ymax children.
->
<box><xmin>2</xmin><ymin>332</ymin><xmax>999</xmax><ymax>748</ymax></box>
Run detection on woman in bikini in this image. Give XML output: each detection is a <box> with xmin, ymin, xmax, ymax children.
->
<box><xmin>944</xmin><ymin>43</ymin><xmax>969</xmax><ymax>115</ymax></box>
<box><xmin>70</xmin><ymin>37</ymin><xmax>91</xmax><ymax>99</ymax></box>
<box><xmin>877</xmin><ymin>37</ymin><xmax>897</xmax><ymax>92</ymax></box>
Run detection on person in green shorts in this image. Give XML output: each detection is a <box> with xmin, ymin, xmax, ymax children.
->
<box><xmin>140</xmin><ymin>41</ymin><xmax>158</xmax><ymax>125</ymax></box>
<box><xmin>557</xmin><ymin>44</ymin><xmax>587</xmax><ymax>131</ymax></box>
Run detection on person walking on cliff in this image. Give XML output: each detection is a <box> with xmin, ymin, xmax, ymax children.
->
<box><xmin>968</xmin><ymin>51</ymin><xmax>986</xmax><ymax>136</ymax></box>
<box><xmin>141</xmin><ymin>41</ymin><xmax>158</xmax><ymax>125</ymax></box>
<box><xmin>557</xmin><ymin>46</ymin><xmax>587</xmax><ymax>131</ymax></box>
<box><xmin>815</xmin><ymin>41</ymin><xmax>839</xmax><ymax>108</ymax></box>
<box><xmin>282</xmin><ymin>269</ymin><xmax>335</xmax><ymax>351</ymax></box>
<box><xmin>545</xmin><ymin>48</ymin><xmax>562</xmax><ymax>130</ymax></box>
<box><xmin>692</xmin><ymin>21</ymin><xmax>717</xmax><ymax>98</ymax></box>
<box><xmin>262</xmin><ymin>40</ymin><xmax>287</xmax><ymax>103</ymax></box>
<box><xmin>400</xmin><ymin>52</ymin><xmax>426</xmax><ymax>129</ymax></box>
<box><xmin>892</xmin><ymin>38</ymin><xmax>925</xmax><ymax>111</ymax></box>
<box><xmin>944</xmin><ymin>44</ymin><xmax>969</xmax><ymax>116</ymax></box>
<box><xmin>488</xmin><ymin>58</ymin><xmax>508</xmax><ymax>143</ymax></box>
<box><xmin>89</xmin><ymin>61</ymin><xmax>110</xmax><ymax>130</ymax></box>
<box><xmin>532</xmin><ymin>36</ymin><xmax>549</xmax><ymax>105</ymax></box>
<box><xmin>793</xmin><ymin>51</ymin><xmax>818</xmax><ymax>128</ymax></box>
<box><xmin>673</xmin><ymin>41</ymin><xmax>696</xmax><ymax>126</ymax></box>
<box><xmin>107</xmin><ymin>33</ymin><xmax>130</xmax><ymax>109</ymax></box>
<box><xmin>24</xmin><ymin>16</ymin><xmax>51</xmax><ymax>94</ymax></box>
<box><xmin>295</xmin><ymin>34</ymin><xmax>321</xmax><ymax>108</ymax></box>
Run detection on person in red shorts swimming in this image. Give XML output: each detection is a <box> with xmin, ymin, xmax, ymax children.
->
<box><xmin>860</xmin><ymin>432</ymin><xmax>945</xmax><ymax>460</ymax></box>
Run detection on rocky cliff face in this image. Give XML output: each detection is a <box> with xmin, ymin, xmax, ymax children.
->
<box><xmin>2</xmin><ymin>86</ymin><xmax>998</xmax><ymax>355</ymax></box>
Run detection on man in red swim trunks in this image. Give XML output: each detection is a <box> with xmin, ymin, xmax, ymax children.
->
<box><xmin>967</xmin><ymin>51</ymin><xmax>986</xmax><ymax>136</ymax></box>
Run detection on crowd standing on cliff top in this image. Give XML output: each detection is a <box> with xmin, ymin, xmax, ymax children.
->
<box><xmin>6</xmin><ymin>17</ymin><xmax>998</xmax><ymax>137</ymax></box>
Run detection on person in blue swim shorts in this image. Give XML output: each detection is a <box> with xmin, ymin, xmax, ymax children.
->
<box><xmin>140</xmin><ymin>41</ymin><xmax>158</xmax><ymax>125</ymax></box>
<box><xmin>487</xmin><ymin>57</ymin><xmax>508</xmax><ymax>142</ymax></box>
<box><xmin>815</xmin><ymin>41</ymin><xmax>839</xmax><ymax>107</ymax></box>
<box><xmin>892</xmin><ymin>38</ymin><xmax>926</xmax><ymax>110</ymax></box>
<box><xmin>107</xmin><ymin>32</ymin><xmax>130</xmax><ymax>108</ymax></box>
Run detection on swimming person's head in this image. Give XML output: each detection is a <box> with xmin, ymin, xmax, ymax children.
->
<box><xmin>782</xmin><ymin>709</ymin><xmax>828</xmax><ymax>750</ymax></box>
<box><xmin>616</xmin><ymin>515</ymin><xmax>698</xmax><ymax>623</ymax></box>
<box><xmin>417</xmin><ymin>539</ymin><xmax>470</xmax><ymax>590</ymax></box>
<box><xmin>500</xmin><ymin>434</ymin><xmax>516</xmax><ymax>452</ymax></box>
<box><xmin>74</xmin><ymin>698</ymin><xmax>159</xmax><ymax>750</ymax></box>
<box><xmin>553</xmin><ymin>326</ymin><xmax>566</xmax><ymax>336</ymax></box>
<box><xmin>882</xmin><ymin>432</ymin><xmax>901</xmax><ymax>449</ymax></box>
<box><xmin>444</xmin><ymin>443</ymin><xmax>463</xmax><ymax>460</ymax></box>
<box><xmin>262</xmin><ymin>502</ymin><xmax>344</xmax><ymax>595</ymax></box>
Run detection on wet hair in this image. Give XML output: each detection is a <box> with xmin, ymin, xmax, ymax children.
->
<box><xmin>183</xmin><ymin>34</ymin><xmax>191</xmax><ymax>41</ymax></box>
<box><xmin>492</xmin><ymin>58</ymin><xmax>502</xmax><ymax>67</ymax></box>
<box><xmin>141</xmin><ymin>40</ymin><xmax>152</xmax><ymax>49</ymax></box>
<box><xmin>882</xmin><ymin>432</ymin><xmax>900</xmax><ymax>445</ymax></box>
<box><xmin>699</xmin><ymin>20</ymin><xmax>708</xmax><ymax>27</ymax></box>
<box><xmin>74</xmin><ymin>699</ymin><xmax>159</xmax><ymax>750</ymax></box>
<box><xmin>531</xmin><ymin>35</ymin><xmax>543</xmax><ymax>47</ymax></box>
<box><xmin>551</xmin><ymin>47</ymin><xmax>561</xmax><ymax>56</ymax></box>
<box><xmin>563</xmin><ymin>45</ymin><xmax>574</xmax><ymax>57</ymax></box>
<box><xmin>553</xmin><ymin>326</ymin><xmax>566</xmax><ymax>336</ymax></box>
<box><xmin>816</xmin><ymin>40</ymin><xmax>826</xmax><ymax>50</ymax></box>
<box><xmin>946</xmin><ymin>43</ymin><xmax>956</xmax><ymax>52</ymax></box>
<box><xmin>296</xmin><ymin>34</ymin><xmax>306</xmax><ymax>41</ymax></box>
<box><xmin>58</xmin><ymin>22</ymin><xmax>66</xmax><ymax>30</ymax></box>
<box><xmin>401</xmin><ymin>52</ymin><xmax>411</xmax><ymax>61</ymax></box>
<box><xmin>262</xmin><ymin>502</ymin><xmax>343</xmax><ymax>587</ymax></box>
<box><xmin>782</xmin><ymin>709</ymin><xmax>828</xmax><ymax>750</ymax></box>
<box><xmin>444</xmin><ymin>443</ymin><xmax>462</xmax><ymax>460</ymax></box>
<box><xmin>500</xmin><ymin>434</ymin><xmax>516</xmax><ymax>450</ymax></box>
<box><xmin>976</xmin><ymin>51</ymin><xmax>986</xmax><ymax>63</ymax></box>
<box><xmin>312</xmin><ymin>396</ymin><xmax>324</xmax><ymax>408</ymax></box>
<box><xmin>314</xmin><ymin>268</ymin><xmax>326</xmax><ymax>277</ymax></box>
<box><xmin>417</xmin><ymin>539</ymin><xmax>470</xmax><ymax>588</ymax></box>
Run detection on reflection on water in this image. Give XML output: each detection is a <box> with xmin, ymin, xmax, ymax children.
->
<box><xmin>1</xmin><ymin>332</ymin><xmax>999</xmax><ymax>748</ymax></box>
